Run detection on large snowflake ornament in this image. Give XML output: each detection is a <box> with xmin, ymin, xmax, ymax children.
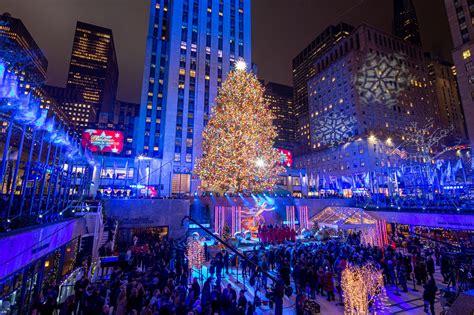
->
<box><xmin>354</xmin><ymin>52</ymin><xmax>412</xmax><ymax>107</ymax></box>
<box><xmin>313</xmin><ymin>112</ymin><xmax>357</xmax><ymax>147</ymax></box>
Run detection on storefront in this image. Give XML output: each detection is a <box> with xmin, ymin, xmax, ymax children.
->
<box><xmin>0</xmin><ymin>238</ymin><xmax>80</xmax><ymax>314</ymax></box>
<box><xmin>372</xmin><ymin>211</ymin><xmax>474</xmax><ymax>249</ymax></box>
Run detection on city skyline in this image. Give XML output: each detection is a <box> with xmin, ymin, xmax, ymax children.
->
<box><xmin>0</xmin><ymin>0</ymin><xmax>452</xmax><ymax>103</ymax></box>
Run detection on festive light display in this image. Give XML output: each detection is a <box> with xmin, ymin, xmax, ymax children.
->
<box><xmin>313</xmin><ymin>112</ymin><xmax>357</xmax><ymax>147</ymax></box>
<box><xmin>81</xmin><ymin>129</ymin><xmax>124</xmax><ymax>154</ymax></box>
<box><xmin>185</xmin><ymin>235</ymin><xmax>205</xmax><ymax>270</ymax></box>
<box><xmin>341</xmin><ymin>263</ymin><xmax>387</xmax><ymax>315</ymax></box>
<box><xmin>355</xmin><ymin>52</ymin><xmax>412</xmax><ymax>107</ymax></box>
<box><xmin>241</xmin><ymin>198</ymin><xmax>275</xmax><ymax>233</ymax></box>
<box><xmin>195</xmin><ymin>62</ymin><xmax>284</xmax><ymax>193</ymax></box>
<box><xmin>276</xmin><ymin>148</ymin><xmax>293</xmax><ymax>167</ymax></box>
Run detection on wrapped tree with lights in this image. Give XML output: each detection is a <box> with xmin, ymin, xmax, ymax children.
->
<box><xmin>186</xmin><ymin>235</ymin><xmax>205</xmax><ymax>271</ymax></box>
<box><xmin>195</xmin><ymin>60</ymin><xmax>284</xmax><ymax>193</ymax></box>
<box><xmin>341</xmin><ymin>263</ymin><xmax>387</xmax><ymax>315</ymax></box>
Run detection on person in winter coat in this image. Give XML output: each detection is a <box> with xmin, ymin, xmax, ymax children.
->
<box><xmin>426</xmin><ymin>256</ymin><xmax>435</xmax><ymax>277</ymax></box>
<box><xmin>423</xmin><ymin>278</ymin><xmax>438</xmax><ymax>315</ymax></box>
<box><xmin>317</xmin><ymin>267</ymin><xmax>325</xmax><ymax>296</ymax></box>
<box><xmin>324</xmin><ymin>268</ymin><xmax>335</xmax><ymax>301</ymax></box>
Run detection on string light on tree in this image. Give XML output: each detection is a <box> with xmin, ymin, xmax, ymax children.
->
<box><xmin>341</xmin><ymin>263</ymin><xmax>387</xmax><ymax>315</ymax></box>
<box><xmin>185</xmin><ymin>233</ymin><xmax>205</xmax><ymax>270</ymax></box>
<box><xmin>195</xmin><ymin>59</ymin><xmax>284</xmax><ymax>193</ymax></box>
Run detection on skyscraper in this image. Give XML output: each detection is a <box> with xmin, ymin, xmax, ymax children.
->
<box><xmin>393</xmin><ymin>0</ymin><xmax>422</xmax><ymax>46</ymax></box>
<box><xmin>292</xmin><ymin>23</ymin><xmax>353</xmax><ymax>151</ymax></box>
<box><xmin>263</xmin><ymin>81</ymin><xmax>295</xmax><ymax>150</ymax></box>
<box><xmin>0</xmin><ymin>13</ymin><xmax>48</xmax><ymax>88</ymax></box>
<box><xmin>135</xmin><ymin>0</ymin><xmax>252</xmax><ymax>196</ymax></box>
<box><xmin>425</xmin><ymin>54</ymin><xmax>467</xmax><ymax>141</ymax></box>
<box><xmin>44</xmin><ymin>85</ymin><xmax>88</xmax><ymax>129</ymax></box>
<box><xmin>294</xmin><ymin>23</ymin><xmax>437</xmax><ymax>179</ymax></box>
<box><xmin>444</xmin><ymin>0</ymin><xmax>474</xmax><ymax>167</ymax></box>
<box><xmin>66</xmin><ymin>21</ymin><xmax>119</xmax><ymax>127</ymax></box>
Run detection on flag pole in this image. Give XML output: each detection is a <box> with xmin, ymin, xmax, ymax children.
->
<box><xmin>19</xmin><ymin>128</ymin><xmax>37</xmax><ymax>216</ymax></box>
<box><xmin>7</xmin><ymin>124</ymin><xmax>27</xmax><ymax>219</ymax></box>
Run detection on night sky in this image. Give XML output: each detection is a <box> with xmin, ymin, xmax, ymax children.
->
<box><xmin>0</xmin><ymin>0</ymin><xmax>452</xmax><ymax>103</ymax></box>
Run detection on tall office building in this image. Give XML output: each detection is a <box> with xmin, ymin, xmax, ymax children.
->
<box><xmin>66</xmin><ymin>21</ymin><xmax>119</xmax><ymax>126</ymax></box>
<box><xmin>135</xmin><ymin>0</ymin><xmax>252</xmax><ymax>196</ymax></box>
<box><xmin>294</xmin><ymin>24</ymin><xmax>437</xmax><ymax>179</ymax></box>
<box><xmin>393</xmin><ymin>0</ymin><xmax>422</xmax><ymax>46</ymax></box>
<box><xmin>0</xmin><ymin>13</ymin><xmax>48</xmax><ymax>88</ymax></box>
<box><xmin>263</xmin><ymin>81</ymin><xmax>295</xmax><ymax>150</ymax></box>
<box><xmin>96</xmin><ymin>100</ymin><xmax>139</xmax><ymax>156</ymax></box>
<box><xmin>444</xmin><ymin>0</ymin><xmax>474</xmax><ymax>167</ymax></box>
<box><xmin>292</xmin><ymin>23</ymin><xmax>353</xmax><ymax>150</ymax></box>
<box><xmin>425</xmin><ymin>54</ymin><xmax>467</xmax><ymax>141</ymax></box>
<box><xmin>44</xmin><ymin>85</ymin><xmax>89</xmax><ymax>130</ymax></box>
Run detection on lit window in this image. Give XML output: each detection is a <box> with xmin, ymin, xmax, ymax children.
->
<box><xmin>463</xmin><ymin>49</ymin><xmax>471</xmax><ymax>59</ymax></box>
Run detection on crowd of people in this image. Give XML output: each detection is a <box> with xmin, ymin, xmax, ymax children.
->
<box><xmin>257</xmin><ymin>224</ymin><xmax>296</xmax><ymax>244</ymax></box>
<box><xmin>31</xmin><ymin>232</ymin><xmax>265</xmax><ymax>315</ymax></box>
<box><xmin>240</xmin><ymin>232</ymin><xmax>448</xmax><ymax>315</ymax></box>
<box><xmin>28</xmin><ymin>224</ymin><xmax>473</xmax><ymax>315</ymax></box>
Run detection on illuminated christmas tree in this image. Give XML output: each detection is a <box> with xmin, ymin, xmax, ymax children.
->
<box><xmin>195</xmin><ymin>60</ymin><xmax>284</xmax><ymax>193</ymax></box>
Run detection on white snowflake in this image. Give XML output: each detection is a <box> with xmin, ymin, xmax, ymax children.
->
<box><xmin>355</xmin><ymin>53</ymin><xmax>412</xmax><ymax>107</ymax></box>
<box><xmin>313</xmin><ymin>112</ymin><xmax>357</xmax><ymax>147</ymax></box>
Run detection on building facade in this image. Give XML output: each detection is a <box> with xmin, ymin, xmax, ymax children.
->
<box><xmin>425</xmin><ymin>54</ymin><xmax>467</xmax><ymax>141</ymax></box>
<box><xmin>444</xmin><ymin>0</ymin><xmax>474</xmax><ymax>167</ymax></box>
<box><xmin>262</xmin><ymin>81</ymin><xmax>295</xmax><ymax>150</ymax></box>
<box><xmin>0</xmin><ymin>13</ymin><xmax>48</xmax><ymax>85</ymax></box>
<box><xmin>135</xmin><ymin>0</ymin><xmax>252</xmax><ymax>196</ymax></box>
<box><xmin>292</xmin><ymin>23</ymin><xmax>353</xmax><ymax>151</ymax></box>
<box><xmin>294</xmin><ymin>24</ymin><xmax>437</xmax><ymax>189</ymax></box>
<box><xmin>43</xmin><ymin>85</ymin><xmax>88</xmax><ymax>130</ymax></box>
<box><xmin>96</xmin><ymin>100</ymin><xmax>140</xmax><ymax>157</ymax></box>
<box><xmin>66</xmin><ymin>21</ymin><xmax>119</xmax><ymax>126</ymax></box>
<box><xmin>393</xmin><ymin>0</ymin><xmax>422</xmax><ymax>46</ymax></box>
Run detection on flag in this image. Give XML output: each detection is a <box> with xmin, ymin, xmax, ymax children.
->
<box><xmin>342</xmin><ymin>175</ymin><xmax>353</xmax><ymax>188</ymax></box>
<box><xmin>446</xmin><ymin>161</ymin><xmax>452</xmax><ymax>183</ymax></box>
<box><xmin>453</xmin><ymin>159</ymin><xmax>463</xmax><ymax>176</ymax></box>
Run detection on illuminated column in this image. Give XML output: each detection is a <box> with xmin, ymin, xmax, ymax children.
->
<box><xmin>236</xmin><ymin>206</ymin><xmax>242</xmax><ymax>233</ymax></box>
<box><xmin>286</xmin><ymin>206</ymin><xmax>296</xmax><ymax>229</ymax></box>
<box><xmin>214</xmin><ymin>206</ymin><xmax>225</xmax><ymax>235</ymax></box>
<box><xmin>299</xmin><ymin>205</ymin><xmax>309</xmax><ymax>229</ymax></box>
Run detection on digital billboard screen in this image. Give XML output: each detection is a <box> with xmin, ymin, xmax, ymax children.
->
<box><xmin>81</xmin><ymin>129</ymin><xmax>124</xmax><ymax>154</ymax></box>
<box><xmin>277</xmin><ymin>149</ymin><xmax>292</xmax><ymax>167</ymax></box>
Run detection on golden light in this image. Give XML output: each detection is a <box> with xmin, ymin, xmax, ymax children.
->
<box><xmin>341</xmin><ymin>263</ymin><xmax>387</xmax><ymax>314</ymax></box>
<box><xmin>44</xmin><ymin>261</ymin><xmax>50</xmax><ymax>268</ymax></box>
<box><xmin>255</xmin><ymin>158</ymin><xmax>265</xmax><ymax>168</ymax></box>
<box><xmin>368</xmin><ymin>135</ymin><xmax>376</xmax><ymax>142</ymax></box>
<box><xmin>235</xmin><ymin>59</ymin><xmax>247</xmax><ymax>71</ymax></box>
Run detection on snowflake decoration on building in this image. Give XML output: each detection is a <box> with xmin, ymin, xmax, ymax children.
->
<box><xmin>354</xmin><ymin>52</ymin><xmax>413</xmax><ymax>107</ymax></box>
<box><xmin>313</xmin><ymin>112</ymin><xmax>357</xmax><ymax>147</ymax></box>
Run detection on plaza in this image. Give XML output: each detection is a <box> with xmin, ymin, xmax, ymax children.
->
<box><xmin>1</xmin><ymin>0</ymin><xmax>474</xmax><ymax>314</ymax></box>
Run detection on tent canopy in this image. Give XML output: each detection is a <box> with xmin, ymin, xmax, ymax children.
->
<box><xmin>311</xmin><ymin>207</ymin><xmax>377</xmax><ymax>230</ymax></box>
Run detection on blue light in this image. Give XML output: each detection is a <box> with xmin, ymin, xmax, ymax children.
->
<box><xmin>210</xmin><ymin>192</ymin><xmax>213</xmax><ymax>196</ymax></box>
